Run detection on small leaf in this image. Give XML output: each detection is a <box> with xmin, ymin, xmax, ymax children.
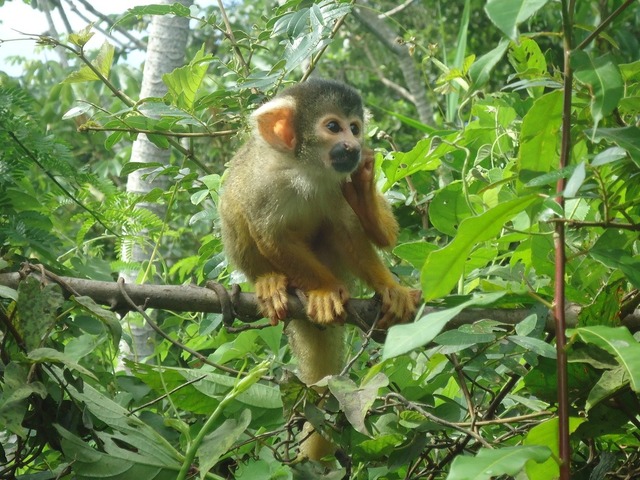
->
<box><xmin>507</xmin><ymin>335</ymin><xmax>557</xmax><ymax>358</ymax></box>
<box><xmin>16</xmin><ymin>277</ymin><xmax>64</xmax><ymax>351</ymax></box>
<box><xmin>62</xmin><ymin>104</ymin><xmax>92</xmax><ymax>120</ymax></box>
<box><xmin>563</xmin><ymin>161</ymin><xmax>586</xmax><ymax>197</ymax></box>
<box><xmin>592</xmin><ymin>126</ymin><xmax>640</xmax><ymax>167</ymax></box>
<box><xmin>591</xmin><ymin>146</ymin><xmax>627</xmax><ymax>166</ymax></box>
<box><xmin>68</xmin><ymin>24</ymin><xmax>95</xmax><ymax>47</ymax></box>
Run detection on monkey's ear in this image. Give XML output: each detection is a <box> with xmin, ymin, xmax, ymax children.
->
<box><xmin>253</xmin><ymin>98</ymin><xmax>297</xmax><ymax>151</ymax></box>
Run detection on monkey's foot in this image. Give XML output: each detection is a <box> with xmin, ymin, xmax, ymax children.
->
<box><xmin>305</xmin><ymin>287</ymin><xmax>349</xmax><ymax>325</ymax></box>
<box><xmin>255</xmin><ymin>273</ymin><xmax>289</xmax><ymax>325</ymax></box>
<box><xmin>377</xmin><ymin>286</ymin><xmax>422</xmax><ymax>329</ymax></box>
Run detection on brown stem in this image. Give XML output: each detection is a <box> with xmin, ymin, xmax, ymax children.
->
<box><xmin>556</xmin><ymin>1</ymin><xmax>574</xmax><ymax>478</ymax></box>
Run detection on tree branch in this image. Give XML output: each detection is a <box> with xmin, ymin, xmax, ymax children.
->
<box><xmin>3</xmin><ymin>270</ymin><xmax>637</xmax><ymax>334</ymax></box>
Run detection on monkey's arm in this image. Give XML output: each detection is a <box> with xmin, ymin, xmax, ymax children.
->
<box><xmin>342</xmin><ymin>150</ymin><xmax>398</xmax><ymax>248</ymax></box>
<box><xmin>251</xmin><ymin>226</ymin><xmax>350</xmax><ymax>325</ymax></box>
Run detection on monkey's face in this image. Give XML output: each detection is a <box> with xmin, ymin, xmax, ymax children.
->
<box><xmin>313</xmin><ymin>115</ymin><xmax>364</xmax><ymax>174</ymax></box>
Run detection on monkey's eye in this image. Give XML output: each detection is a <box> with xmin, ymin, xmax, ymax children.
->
<box><xmin>350</xmin><ymin>123</ymin><xmax>361</xmax><ymax>136</ymax></box>
<box><xmin>326</xmin><ymin>120</ymin><xmax>341</xmax><ymax>133</ymax></box>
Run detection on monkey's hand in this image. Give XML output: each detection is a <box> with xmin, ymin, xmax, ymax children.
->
<box><xmin>342</xmin><ymin>150</ymin><xmax>397</xmax><ymax>248</ymax></box>
<box><xmin>255</xmin><ymin>273</ymin><xmax>289</xmax><ymax>325</ymax></box>
<box><xmin>377</xmin><ymin>286</ymin><xmax>422</xmax><ymax>329</ymax></box>
<box><xmin>305</xmin><ymin>286</ymin><xmax>350</xmax><ymax>325</ymax></box>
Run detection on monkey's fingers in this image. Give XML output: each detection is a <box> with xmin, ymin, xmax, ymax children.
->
<box><xmin>377</xmin><ymin>286</ymin><xmax>422</xmax><ymax>329</ymax></box>
<box><xmin>255</xmin><ymin>273</ymin><xmax>289</xmax><ymax>325</ymax></box>
<box><xmin>306</xmin><ymin>287</ymin><xmax>349</xmax><ymax>325</ymax></box>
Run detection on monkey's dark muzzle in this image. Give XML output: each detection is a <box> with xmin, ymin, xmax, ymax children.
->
<box><xmin>330</xmin><ymin>143</ymin><xmax>361</xmax><ymax>173</ymax></box>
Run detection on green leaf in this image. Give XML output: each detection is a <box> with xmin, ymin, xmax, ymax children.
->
<box><xmin>518</xmin><ymin>91</ymin><xmax>563</xmax><ymax>184</ymax></box>
<box><xmin>523</xmin><ymin>417</ymin><xmax>584</xmax><ymax>479</ymax></box>
<box><xmin>429</xmin><ymin>181</ymin><xmax>472</xmax><ymax>237</ymax></box>
<box><xmin>573</xmin><ymin>52</ymin><xmax>623</xmax><ymax>132</ymax></box>
<box><xmin>592</xmin><ymin>126</ymin><xmax>640</xmax><ymax>167</ymax></box>
<box><xmin>56</xmin><ymin>369</ymin><xmax>183</xmax><ymax>464</ymax></box>
<box><xmin>448</xmin><ymin>445</ymin><xmax>552</xmax><ymax>479</ymax></box>
<box><xmin>507</xmin><ymin>335</ymin><xmax>556</xmax><ymax>359</ymax></box>
<box><xmin>120</xmin><ymin>161</ymin><xmax>165</xmax><ymax>176</ymax></box>
<box><xmin>27</xmin><ymin>348</ymin><xmax>98</xmax><ymax>379</ymax></box>
<box><xmin>421</xmin><ymin>195</ymin><xmax>539</xmax><ymax>301</ymax></box>
<box><xmin>328</xmin><ymin>373</ymin><xmax>388</xmax><ymax>436</ymax></box>
<box><xmin>0</xmin><ymin>362</ymin><xmax>47</xmax><ymax>437</ymax></box>
<box><xmin>563</xmin><ymin>161</ymin><xmax>586</xmax><ymax>197</ymax></box>
<box><xmin>68</xmin><ymin>24</ymin><xmax>95</xmax><ymax>47</ymax></box>
<box><xmin>72</xmin><ymin>296</ymin><xmax>122</xmax><ymax>347</ymax></box>
<box><xmin>116</xmin><ymin>3</ymin><xmax>192</xmax><ymax>27</ymax></box>
<box><xmin>591</xmin><ymin>146</ymin><xmax>627</xmax><ymax>166</ymax></box>
<box><xmin>163</xmin><ymin>44</ymin><xmax>213</xmax><ymax>111</ymax></box>
<box><xmin>381</xmin><ymin>137</ymin><xmax>446</xmax><ymax>191</ymax></box>
<box><xmin>586</xmin><ymin>366</ymin><xmax>629</xmax><ymax>411</ymax></box>
<box><xmin>393</xmin><ymin>241</ymin><xmax>439</xmax><ymax>270</ymax></box>
<box><xmin>382</xmin><ymin>292</ymin><xmax>505</xmax><ymax>360</ymax></box>
<box><xmin>64</xmin><ymin>41</ymin><xmax>114</xmax><ymax>84</ymax></box>
<box><xmin>16</xmin><ymin>277</ymin><xmax>64</xmax><ymax>351</ymax></box>
<box><xmin>571</xmin><ymin>326</ymin><xmax>640</xmax><ymax>392</ymax></box>
<box><xmin>57</xmin><ymin>426</ymin><xmax>181</xmax><ymax>480</ymax></box>
<box><xmin>484</xmin><ymin>0</ymin><xmax>550</xmax><ymax>40</ymax></box>
<box><xmin>588</xmin><ymin>246</ymin><xmax>640</xmax><ymax>289</ymax></box>
<box><xmin>197</xmin><ymin>409</ymin><xmax>252</xmax><ymax>479</ymax></box>
<box><xmin>469</xmin><ymin>38</ymin><xmax>510</xmax><ymax>88</ymax></box>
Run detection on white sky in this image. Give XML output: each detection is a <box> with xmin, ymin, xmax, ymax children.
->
<box><xmin>0</xmin><ymin>1</ymin><xmax>154</xmax><ymax>76</ymax></box>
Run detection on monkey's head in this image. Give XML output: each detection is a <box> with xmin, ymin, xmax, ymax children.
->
<box><xmin>252</xmin><ymin>79</ymin><xmax>365</xmax><ymax>177</ymax></box>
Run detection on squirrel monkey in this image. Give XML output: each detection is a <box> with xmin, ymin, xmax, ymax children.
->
<box><xmin>219</xmin><ymin>79</ymin><xmax>420</xmax><ymax>460</ymax></box>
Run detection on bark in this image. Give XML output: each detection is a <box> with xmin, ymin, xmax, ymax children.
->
<box><xmin>3</xmin><ymin>272</ymin><xmax>634</xmax><ymax>334</ymax></box>
<box><xmin>352</xmin><ymin>6</ymin><xmax>432</xmax><ymax>124</ymax></box>
<box><xmin>121</xmin><ymin>0</ymin><xmax>193</xmax><ymax>360</ymax></box>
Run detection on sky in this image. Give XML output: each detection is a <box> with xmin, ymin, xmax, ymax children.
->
<box><xmin>0</xmin><ymin>1</ymin><xmax>153</xmax><ymax>76</ymax></box>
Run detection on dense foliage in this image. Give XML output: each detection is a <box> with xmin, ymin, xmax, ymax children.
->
<box><xmin>1</xmin><ymin>0</ymin><xmax>640</xmax><ymax>479</ymax></box>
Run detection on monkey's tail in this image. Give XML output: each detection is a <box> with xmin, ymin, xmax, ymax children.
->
<box><xmin>286</xmin><ymin>319</ymin><xmax>345</xmax><ymax>461</ymax></box>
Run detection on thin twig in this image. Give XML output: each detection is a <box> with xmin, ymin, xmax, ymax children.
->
<box><xmin>116</xmin><ymin>277</ymin><xmax>271</xmax><ymax>380</ymax></box>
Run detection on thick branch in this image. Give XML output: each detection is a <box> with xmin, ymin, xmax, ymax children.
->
<box><xmin>3</xmin><ymin>271</ymin><xmax>638</xmax><ymax>333</ymax></box>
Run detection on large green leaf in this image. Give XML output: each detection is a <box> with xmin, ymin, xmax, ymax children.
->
<box><xmin>163</xmin><ymin>45</ymin><xmax>214</xmax><ymax>112</ymax></box>
<box><xmin>448</xmin><ymin>445</ymin><xmax>552</xmax><ymax>479</ymax></box>
<box><xmin>523</xmin><ymin>417</ymin><xmax>584</xmax><ymax>480</ymax></box>
<box><xmin>328</xmin><ymin>373</ymin><xmax>388</xmax><ymax>436</ymax></box>
<box><xmin>57</xmin><ymin>426</ymin><xmax>182</xmax><ymax>480</ymax></box>
<box><xmin>382</xmin><ymin>292</ymin><xmax>505</xmax><ymax>360</ymax></box>
<box><xmin>518</xmin><ymin>90</ymin><xmax>564</xmax><ymax>184</ymax></box>
<box><xmin>469</xmin><ymin>38</ymin><xmax>510</xmax><ymax>88</ymax></box>
<box><xmin>421</xmin><ymin>195</ymin><xmax>539</xmax><ymax>301</ymax></box>
<box><xmin>484</xmin><ymin>0</ymin><xmax>550</xmax><ymax>40</ymax></box>
<box><xmin>571</xmin><ymin>326</ymin><xmax>640</xmax><ymax>392</ymax></box>
<box><xmin>572</xmin><ymin>52</ymin><xmax>624</xmax><ymax>132</ymax></box>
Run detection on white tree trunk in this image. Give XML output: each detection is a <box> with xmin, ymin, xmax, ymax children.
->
<box><xmin>121</xmin><ymin>0</ymin><xmax>193</xmax><ymax>362</ymax></box>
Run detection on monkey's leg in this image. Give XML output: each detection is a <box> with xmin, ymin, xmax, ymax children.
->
<box><xmin>252</xmin><ymin>234</ymin><xmax>350</xmax><ymax>325</ymax></box>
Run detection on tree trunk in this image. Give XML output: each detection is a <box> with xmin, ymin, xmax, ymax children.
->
<box><xmin>121</xmin><ymin>0</ymin><xmax>193</xmax><ymax>362</ymax></box>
